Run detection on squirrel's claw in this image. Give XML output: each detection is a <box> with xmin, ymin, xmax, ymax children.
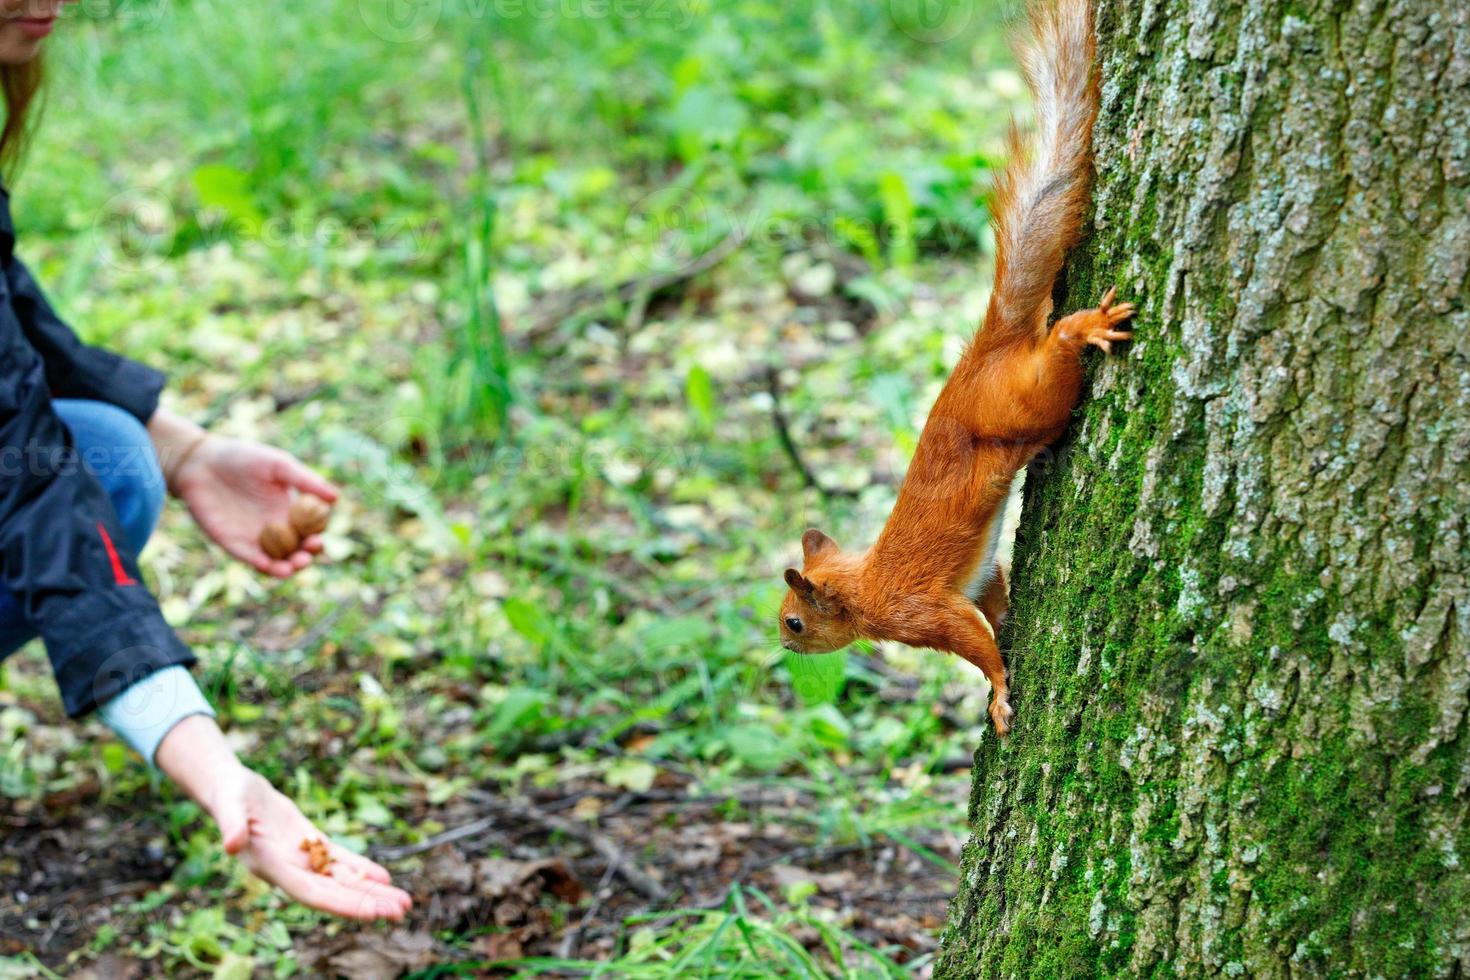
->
<box><xmin>1087</xmin><ymin>328</ymin><xmax>1134</xmax><ymax>354</ymax></box>
<box><xmin>990</xmin><ymin>696</ymin><xmax>1014</xmax><ymax>737</ymax></box>
<box><xmin>1098</xmin><ymin>285</ymin><xmax>1118</xmax><ymax>312</ymax></box>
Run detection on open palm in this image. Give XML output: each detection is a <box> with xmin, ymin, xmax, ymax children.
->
<box><xmin>212</xmin><ymin>767</ymin><xmax>412</xmax><ymax>921</ymax></box>
<box><xmin>174</xmin><ymin>436</ymin><xmax>338</xmax><ymax>578</ymax></box>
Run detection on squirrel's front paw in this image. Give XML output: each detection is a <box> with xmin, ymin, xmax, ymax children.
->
<box><xmin>990</xmin><ymin>695</ymin><xmax>1014</xmax><ymax>737</ymax></box>
<box><xmin>1059</xmin><ymin>286</ymin><xmax>1136</xmax><ymax>354</ymax></box>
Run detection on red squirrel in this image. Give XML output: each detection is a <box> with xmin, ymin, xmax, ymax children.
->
<box><xmin>778</xmin><ymin>0</ymin><xmax>1134</xmax><ymax>737</ymax></box>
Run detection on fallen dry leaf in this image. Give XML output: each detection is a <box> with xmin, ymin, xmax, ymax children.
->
<box><xmin>473</xmin><ymin>927</ymin><xmax>532</xmax><ymax>961</ymax></box>
<box><xmin>72</xmin><ymin>954</ymin><xmax>146</xmax><ymax>980</ymax></box>
<box><xmin>410</xmin><ymin>845</ymin><xmax>584</xmax><ymax>947</ymax></box>
<box><xmin>325</xmin><ymin>929</ymin><xmax>435</xmax><ymax>980</ymax></box>
<box><xmin>769</xmin><ymin>863</ymin><xmax>858</xmax><ymax>895</ymax></box>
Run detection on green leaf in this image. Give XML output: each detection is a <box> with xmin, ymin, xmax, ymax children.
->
<box><xmin>833</xmin><ymin>215</ymin><xmax>882</xmax><ymax>269</ymax></box>
<box><xmin>785</xmin><ymin>648</ymin><xmax>847</xmax><ymax>705</ymax></box>
<box><xmin>486</xmin><ymin>687</ymin><xmax>549</xmax><ymax>741</ymax></box>
<box><xmin>878</xmin><ymin>170</ymin><xmax>917</xmax><ymax>268</ymax></box>
<box><xmin>101</xmin><ymin>741</ymin><xmax>129</xmax><ymax>774</ymax></box>
<box><xmin>229</xmin><ymin>702</ymin><xmax>264</xmax><ymax>723</ymax></box>
<box><xmin>428</xmin><ymin>776</ymin><xmax>471</xmax><ymax>805</ymax></box>
<box><xmin>783</xmin><ymin>879</ymin><xmax>818</xmax><ymax>906</ymax></box>
<box><xmin>263</xmin><ymin>921</ymin><xmax>292</xmax><ymax>951</ymax></box>
<box><xmin>354</xmin><ymin>795</ymin><xmax>395</xmax><ymax>827</ymax></box>
<box><xmin>665</xmin><ymin>86</ymin><xmax>749</xmax><ymax>161</ymax></box>
<box><xmin>91</xmin><ymin>923</ymin><xmax>118</xmax><ymax>953</ymax></box>
<box><xmin>640</xmin><ymin>615</ymin><xmax>714</xmax><ymax>651</ymax></box>
<box><xmin>686</xmin><ymin>365</ymin><xmax>717</xmax><ymax>431</ymax></box>
<box><xmin>605</xmin><ymin>758</ymin><xmax>658</xmax><ymax>792</ymax></box>
<box><xmin>803</xmin><ymin>703</ymin><xmax>851</xmax><ymax>749</ymax></box>
<box><xmin>191</xmin><ymin>163</ymin><xmax>262</xmax><ymax>226</ymax></box>
<box><xmin>213</xmin><ymin>952</ymin><xmax>256</xmax><ymax>980</ymax></box>
<box><xmin>724</xmin><ymin>724</ymin><xmax>794</xmax><ymax>772</ymax></box>
<box><xmin>502</xmin><ymin>596</ymin><xmax>553</xmax><ymax>647</ymax></box>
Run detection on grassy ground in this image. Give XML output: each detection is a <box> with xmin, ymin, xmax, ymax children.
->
<box><xmin>1</xmin><ymin>1</ymin><xmax>1023</xmax><ymax>975</ymax></box>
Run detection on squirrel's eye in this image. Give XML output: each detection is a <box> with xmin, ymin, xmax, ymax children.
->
<box><xmin>784</xmin><ymin>617</ymin><xmax>804</xmax><ymax>634</ymax></box>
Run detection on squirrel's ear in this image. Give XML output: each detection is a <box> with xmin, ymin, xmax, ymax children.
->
<box><xmin>810</xmin><ymin>581</ymin><xmax>846</xmax><ymax>616</ymax></box>
<box><xmin>784</xmin><ymin>568</ymin><xmax>814</xmax><ymax>597</ymax></box>
<box><xmin>801</xmin><ymin>528</ymin><xmax>839</xmax><ymax>561</ymax></box>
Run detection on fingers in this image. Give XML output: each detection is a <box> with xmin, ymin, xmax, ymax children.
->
<box><xmin>277</xmin><ymin>456</ymin><xmax>339</xmax><ymax>504</ymax></box>
<box><xmin>1098</xmin><ymin>285</ymin><xmax>1117</xmax><ymax>312</ymax></box>
<box><xmin>270</xmin><ymin>861</ymin><xmax>412</xmax><ymax>921</ymax></box>
<box><xmin>216</xmin><ymin>805</ymin><xmax>250</xmax><ymax>856</ymax></box>
<box><xmin>327</xmin><ymin>843</ymin><xmax>395</xmax><ymax>885</ymax></box>
<box><xmin>236</xmin><ymin>538</ymin><xmax>315</xmax><ymax>578</ymax></box>
<box><xmin>245</xmin><ymin>547</ymin><xmax>301</xmax><ymax>579</ymax></box>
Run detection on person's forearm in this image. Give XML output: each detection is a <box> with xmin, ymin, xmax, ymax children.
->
<box><xmin>146</xmin><ymin>407</ymin><xmax>208</xmax><ymax>495</ymax></box>
<box><xmin>154</xmin><ymin>713</ymin><xmax>249</xmax><ymax>817</ymax></box>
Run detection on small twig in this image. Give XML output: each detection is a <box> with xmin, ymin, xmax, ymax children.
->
<box><xmin>485</xmin><ymin>546</ymin><xmax>678</xmax><ymax>616</ymax></box>
<box><xmin>764</xmin><ymin>365</ymin><xmax>860</xmax><ymax>499</ymax></box>
<box><xmin>846</xmin><ymin>651</ymin><xmax>919</xmax><ymax>689</ymax></box>
<box><xmin>272</xmin><ymin>383</ymin><xmax>330</xmax><ymax>413</ymax></box>
<box><xmin>371</xmin><ymin>814</ymin><xmax>498</xmax><ymax>863</ymax></box>
<box><xmin>463</xmin><ymin>789</ymin><xmax>670</xmax><ymax>902</ymax></box>
<box><xmin>524</xmin><ymin>229</ymin><xmax>746</xmax><ymax>343</ymax></box>
<box><xmin>557</xmin><ymin>862</ymin><xmax>617</xmax><ymax>959</ymax></box>
<box><xmin>731</xmin><ymin>842</ymin><xmax>868</xmax><ymax>882</ymax></box>
<box><xmin>291</xmin><ymin>598</ymin><xmax>361</xmax><ymax>651</ymax></box>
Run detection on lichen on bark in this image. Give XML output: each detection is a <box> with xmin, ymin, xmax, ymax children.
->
<box><xmin>935</xmin><ymin>0</ymin><xmax>1469</xmax><ymax>976</ymax></box>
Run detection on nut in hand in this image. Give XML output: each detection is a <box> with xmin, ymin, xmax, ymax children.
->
<box><xmin>288</xmin><ymin>494</ymin><xmax>331</xmax><ymax>537</ymax></box>
<box><xmin>299</xmin><ymin>837</ymin><xmax>333</xmax><ymax>875</ymax></box>
<box><xmin>259</xmin><ymin>521</ymin><xmax>301</xmax><ymax>560</ymax></box>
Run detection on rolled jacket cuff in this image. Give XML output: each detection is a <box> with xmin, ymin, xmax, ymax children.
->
<box><xmin>97</xmin><ymin>664</ymin><xmax>216</xmax><ymax>767</ymax></box>
<box><xmin>94</xmin><ymin>355</ymin><xmax>165</xmax><ymax>426</ymax></box>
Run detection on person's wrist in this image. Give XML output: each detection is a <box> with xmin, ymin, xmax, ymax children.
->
<box><xmin>154</xmin><ymin>714</ymin><xmax>249</xmax><ymax>813</ymax></box>
<box><xmin>167</xmin><ymin>431</ymin><xmax>214</xmax><ymax>497</ymax></box>
<box><xmin>197</xmin><ymin>762</ymin><xmax>256</xmax><ymax>827</ymax></box>
<box><xmin>147</xmin><ymin>408</ymin><xmax>212</xmax><ymax>497</ymax></box>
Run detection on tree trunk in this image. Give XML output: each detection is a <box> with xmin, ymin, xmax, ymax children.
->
<box><xmin>935</xmin><ymin>0</ymin><xmax>1469</xmax><ymax>976</ymax></box>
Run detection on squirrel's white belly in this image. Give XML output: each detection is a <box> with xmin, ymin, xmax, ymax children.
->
<box><xmin>963</xmin><ymin>473</ymin><xmax>1024</xmax><ymax>602</ymax></box>
<box><xmin>964</xmin><ymin>520</ymin><xmax>1004</xmax><ymax>602</ymax></box>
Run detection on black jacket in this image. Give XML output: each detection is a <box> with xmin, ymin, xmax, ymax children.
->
<box><xmin>0</xmin><ymin>185</ymin><xmax>194</xmax><ymax>717</ymax></box>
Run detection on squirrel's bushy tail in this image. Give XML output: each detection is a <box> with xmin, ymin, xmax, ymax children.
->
<box><xmin>984</xmin><ymin>0</ymin><xmax>1098</xmax><ymax>344</ymax></box>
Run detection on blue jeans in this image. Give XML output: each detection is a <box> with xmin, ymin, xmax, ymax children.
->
<box><xmin>0</xmin><ymin>399</ymin><xmax>165</xmax><ymax>659</ymax></box>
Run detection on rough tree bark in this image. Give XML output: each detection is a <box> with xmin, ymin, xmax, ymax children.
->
<box><xmin>935</xmin><ymin>0</ymin><xmax>1468</xmax><ymax>976</ymax></box>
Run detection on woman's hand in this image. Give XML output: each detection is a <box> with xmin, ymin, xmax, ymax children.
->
<box><xmin>157</xmin><ymin>716</ymin><xmax>413</xmax><ymax>922</ymax></box>
<box><xmin>208</xmin><ymin>765</ymin><xmax>413</xmax><ymax>921</ymax></box>
<box><xmin>148</xmin><ymin>408</ymin><xmax>337</xmax><ymax>578</ymax></box>
<box><xmin>172</xmin><ymin>435</ymin><xmax>338</xmax><ymax>577</ymax></box>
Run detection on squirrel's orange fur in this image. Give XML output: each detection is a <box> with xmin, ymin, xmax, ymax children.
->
<box><xmin>778</xmin><ymin>0</ymin><xmax>1134</xmax><ymax>737</ymax></box>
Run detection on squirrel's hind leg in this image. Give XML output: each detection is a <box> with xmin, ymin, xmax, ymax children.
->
<box><xmin>1052</xmin><ymin>286</ymin><xmax>1136</xmax><ymax>354</ymax></box>
<box><xmin>976</xmin><ymin>562</ymin><xmax>1009</xmax><ymax>637</ymax></box>
<box><xmin>982</xmin><ymin>287</ymin><xmax>1137</xmax><ymax>440</ymax></box>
